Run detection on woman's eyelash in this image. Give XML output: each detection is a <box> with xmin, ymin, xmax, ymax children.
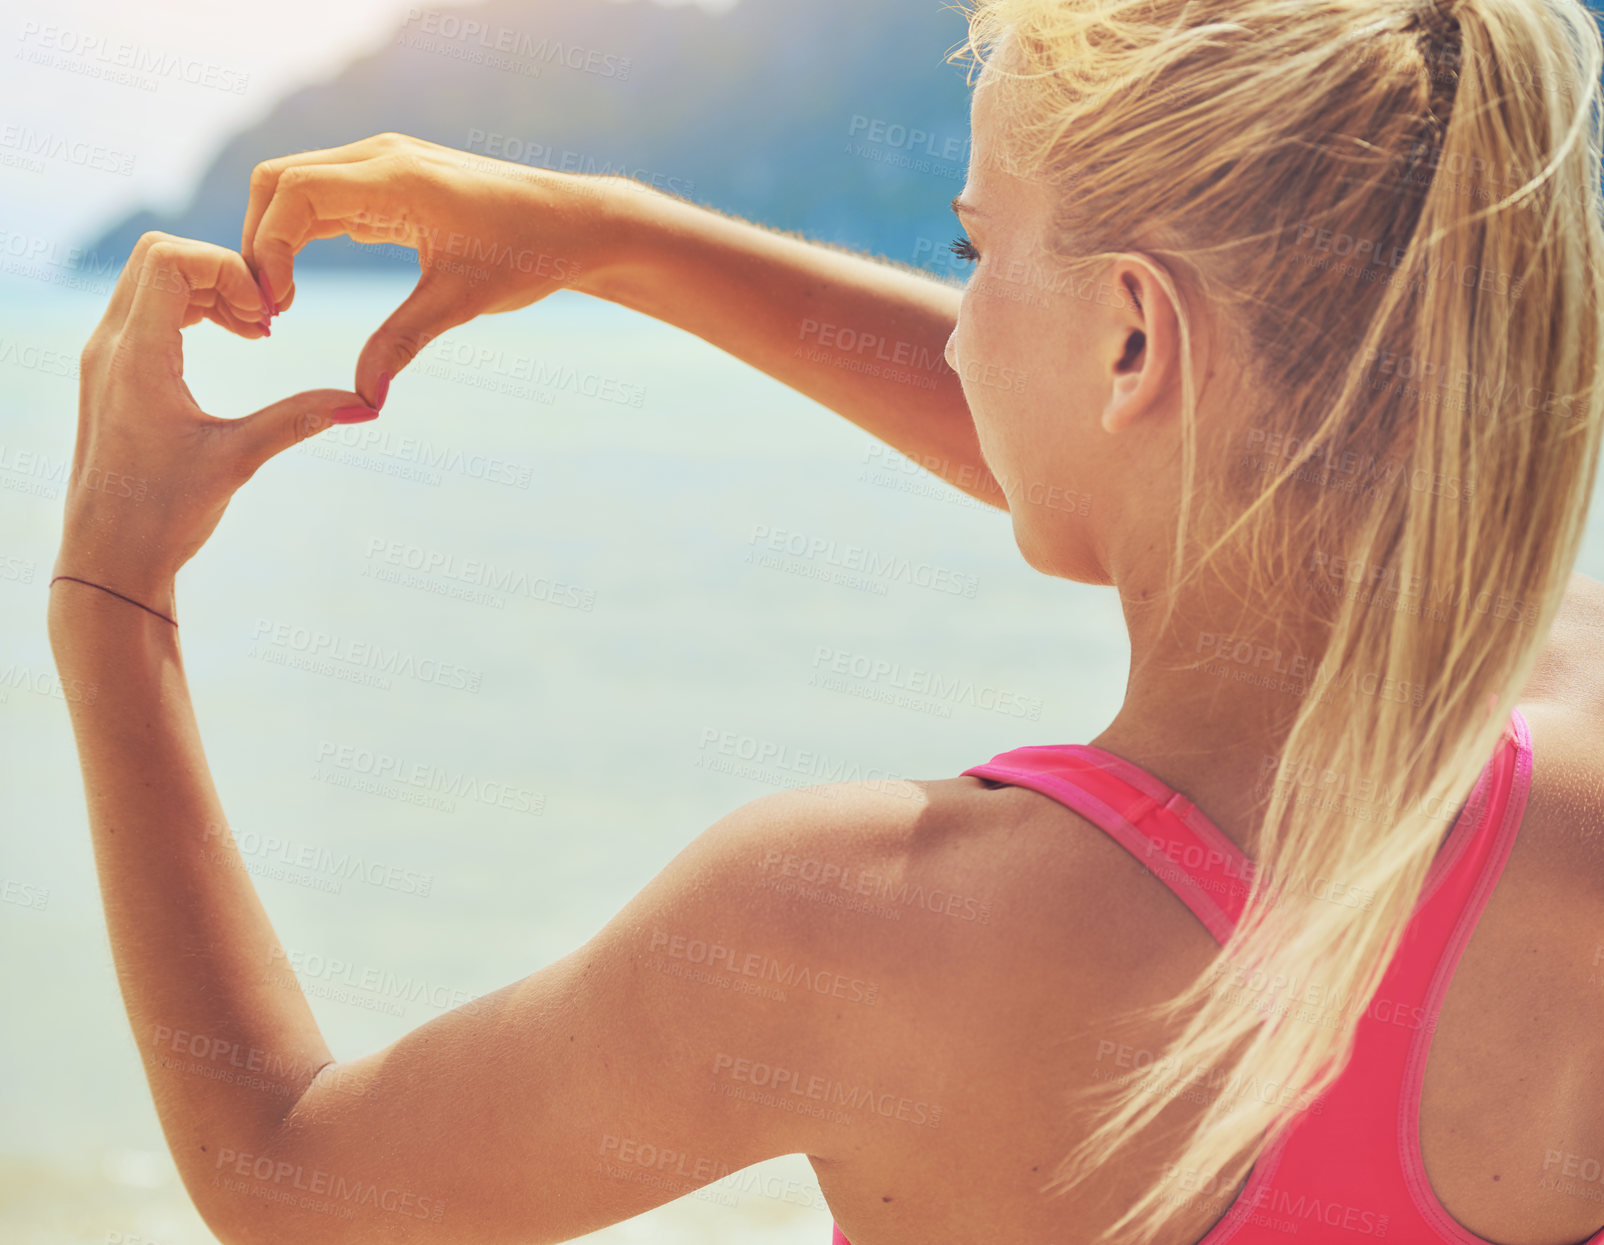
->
<box><xmin>949</xmin><ymin>235</ymin><xmax>980</xmax><ymax>263</ymax></box>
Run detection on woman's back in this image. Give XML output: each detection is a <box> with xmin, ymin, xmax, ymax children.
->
<box><xmin>815</xmin><ymin>577</ymin><xmax>1604</xmax><ymax>1245</ymax></box>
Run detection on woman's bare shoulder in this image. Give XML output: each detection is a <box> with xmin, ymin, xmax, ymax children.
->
<box><xmin>734</xmin><ymin>774</ymin><xmax>1179</xmax><ymax>1023</ymax></box>
<box><xmin>796</xmin><ymin>775</ymin><xmax>1220</xmax><ymax>1022</ymax></box>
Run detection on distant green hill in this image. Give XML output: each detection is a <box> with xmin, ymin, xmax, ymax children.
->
<box><xmin>88</xmin><ymin>0</ymin><xmax>977</xmax><ymax>276</ymax></box>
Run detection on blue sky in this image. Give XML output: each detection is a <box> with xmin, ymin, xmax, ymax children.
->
<box><xmin>1</xmin><ymin>0</ymin><xmax>731</xmax><ymax>249</ymax></box>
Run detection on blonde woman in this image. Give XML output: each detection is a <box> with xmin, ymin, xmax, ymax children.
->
<box><xmin>49</xmin><ymin>0</ymin><xmax>1604</xmax><ymax>1242</ymax></box>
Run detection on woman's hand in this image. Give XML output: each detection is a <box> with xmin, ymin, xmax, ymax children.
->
<box><xmin>53</xmin><ymin>231</ymin><xmax>376</xmax><ymax>621</ymax></box>
<box><xmin>241</xmin><ymin>132</ymin><xmax>629</xmax><ymax>408</ymax></box>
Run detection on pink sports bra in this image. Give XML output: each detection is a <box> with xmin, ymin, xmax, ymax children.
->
<box><xmin>830</xmin><ymin>710</ymin><xmax>1602</xmax><ymax>1244</ymax></box>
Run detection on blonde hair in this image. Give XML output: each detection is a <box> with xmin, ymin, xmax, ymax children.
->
<box><xmin>953</xmin><ymin>0</ymin><xmax>1604</xmax><ymax>1240</ymax></box>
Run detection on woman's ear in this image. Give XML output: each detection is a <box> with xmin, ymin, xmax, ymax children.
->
<box><xmin>1100</xmin><ymin>256</ymin><xmax>1179</xmax><ymax>435</ymax></box>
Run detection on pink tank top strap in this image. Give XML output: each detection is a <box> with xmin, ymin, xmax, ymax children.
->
<box><xmin>959</xmin><ymin>712</ymin><xmax>1530</xmax><ymax>948</ymax></box>
<box><xmin>961</xmin><ymin>743</ymin><xmax>1255</xmax><ymax>944</ymax></box>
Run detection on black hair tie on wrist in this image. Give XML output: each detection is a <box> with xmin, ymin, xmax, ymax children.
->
<box><xmin>50</xmin><ymin>576</ymin><xmax>179</xmax><ymax>627</ymax></box>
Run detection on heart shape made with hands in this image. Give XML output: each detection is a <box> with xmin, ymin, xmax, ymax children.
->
<box><xmin>55</xmin><ymin>233</ymin><xmax>387</xmax><ymax>613</ymax></box>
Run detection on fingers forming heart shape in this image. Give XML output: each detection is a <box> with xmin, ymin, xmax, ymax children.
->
<box><xmin>55</xmin><ymin>232</ymin><xmax>379</xmax><ymax>612</ymax></box>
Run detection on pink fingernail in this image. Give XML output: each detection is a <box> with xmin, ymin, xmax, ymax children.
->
<box><xmin>374</xmin><ymin>372</ymin><xmax>392</xmax><ymax>410</ymax></box>
<box><xmin>256</xmin><ymin>272</ymin><xmax>277</xmax><ymax>318</ymax></box>
<box><xmin>330</xmin><ymin>405</ymin><xmax>380</xmax><ymax>424</ymax></box>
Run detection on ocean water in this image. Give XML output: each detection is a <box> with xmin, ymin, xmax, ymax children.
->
<box><xmin>0</xmin><ymin>270</ymin><xmax>1132</xmax><ymax>1244</ymax></box>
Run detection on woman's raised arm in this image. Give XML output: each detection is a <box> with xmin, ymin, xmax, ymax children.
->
<box><xmin>47</xmin><ymin>232</ymin><xmax>952</xmax><ymax>1244</ymax></box>
<box><xmin>241</xmin><ymin>133</ymin><xmax>1004</xmax><ymax>508</ymax></box>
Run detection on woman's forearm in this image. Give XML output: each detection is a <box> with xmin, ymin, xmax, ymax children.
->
<box><xmin>47</xmin><ymin>583</ymin><xmax>332</xmax><ymax>1214</ymax></box>
<box><xmin>583</xmin><ymin>179</ymin><xmax>1005</xmax><ymax>507</ymax></box>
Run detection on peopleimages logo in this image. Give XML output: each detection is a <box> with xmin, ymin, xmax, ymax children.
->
<box><xmin>647</xmin><ymin>928</ymin><xmax>881</xmax><ymax>1006</ymax></box>
<box><xmin>745</xmin><ymin>526</ymin><xmax>980</xmax><ymax>598</ymax></box>
<box><xmin>1163</xmin><ymin>1166</ymin><xmax>1391</xmax><ymax>1237</ymax></box>
<box><xmin>808</xmin><ymin>646</ymin><xmax>1043</xmax><ymax>720</ymax></box>
<box><xmin>304</xmin><ymin>421</ymin><xmax>537</xmax><ymax>490</ymax></box>
<box><xmin>710</xmin><ymin>1052</ymin><xmax>943</xmax><ymax>1128</ymax></box>
<box><xmin>363</xmin><ymin>539</ymin><xmax>597</xmax><ymax>612</ymax></box>
<box><xmin>846</xmin><ymin>115</ymin><xmax>970</xmax><ymax>163</ymax></box>
<box><xmin>464</xmin><ymin>130</ymin><xmax>692</xmax><ymax>197</ymax></box>
<box><xmin>314</xmin><ymin>740</ymin><xmax>546</xmax><ymax>815</ymax></box>
<box><xmin>211</xmin><ymin>1147</ymin><xmax>445</xmax><ymax>1222</ymax></box>
<box><xmin>249</xmin><ymin>617</ymin><xmax>484</xmax><ymax>694</ymax></box>
<box><xmin>399</xmin><ymin>8</ymin><xmax>631</xmax><ymax>79</ymax></box>
<box><xmin>756</xmin><ymin>847</ymin><xmax>993</xmax><ymax>924</ymax></box>
<box><xmin>150</xmin><ymin>1025</ymin><xmax>374</xmax><ymax>1098</ymax></box>
<box><xmin>1362</xmin><ymin>347</ymin><xmax>1574</xmax><ymax>419</ymax></box>
<box><xmin>200</xmin><ymin>821</ymin><xmax>435</xmax><ymax>898</ymax></box>
<box><xmin>797</xmin><ymin>318</ymin><xmax>949</xmax><ymax>373</ymax></box>
<box><xmin>1195</xmin><ymin>631</ymin><xmax>1427</xmax><ymax>708</ymax></box>
<box><xmin>263</xmin><ymin>946</ymin><xmax>482</xmax><ymax>1016</ymax></box>
<box><xmin>1</xmin><ymin>877</ymin><xmax>48</xmax><ymax>911</ymax></box>
<box><xmin>1292</xmin><ymin>222</ymin><xmax>1526</xmax><ymax>298</ymax></box>
<box><xmin>695</xmin><ymin>728</ymin><xmax>909</xmax><ymax>796</ymax></box>
<box><xmin>0</xmin><ymin>335</ymin><xmax>79</xmax><ymax>379</ymax></box>
<box><xmin>0</xmin><ymin>124</ymin><xmax>136</xmax><ymax>175</ymax></box>
<box><xmin>1306</xmin><ymin>552</ymin><xmax>1539</xmax><ymax>628</ymax></box>
<box><xmin>416</xmin><ymin>337</ymin><xmax>646</xmax><ymax>408</ymax></box>
<box><xmin>16</xmin><ymin>22</ymin><xmax>251</xmax><ymax>94</ymax></box>
<box><xmin>0</xmin><ymin>228</ymin><xmax>121</xmax><ymax>293</ymax></box>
